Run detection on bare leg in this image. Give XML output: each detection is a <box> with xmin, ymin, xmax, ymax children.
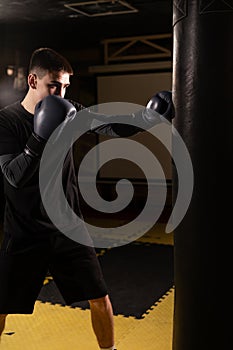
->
<box><xmin>0</xmin><ymin>314</ymin><xmax>7</xmax><ymax>339</ymax></box>
<box><xmin>88</xmin><ymin>295</ymin><xmax>115</xmax><ymax>349</ymax></box>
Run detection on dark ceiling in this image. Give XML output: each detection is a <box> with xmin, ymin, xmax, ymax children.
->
<box><xmin>0</xmin><ymin>0</ymin><xmax>173</xmax><ymax>50</ymax></box>
<box><xmin>0</xmin><ymin>1</ymin><xmax>172</xmax><ymax>23</ymax></box>
<box><xmin>0</xmin><ymin>1</ymin><xmax>174</xmax><ymax>110</ymax></box>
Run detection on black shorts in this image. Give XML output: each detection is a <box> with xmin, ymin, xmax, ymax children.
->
<box><xmin>0</xmin><ymin>231</ymin><xmax>108</xmax><ymax>314</ymax></box>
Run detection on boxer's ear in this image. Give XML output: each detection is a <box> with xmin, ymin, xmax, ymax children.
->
<box><xmin>28</xmin><ymin>73</ymin><xmax>37</xmax><ymax>89</ymax></box>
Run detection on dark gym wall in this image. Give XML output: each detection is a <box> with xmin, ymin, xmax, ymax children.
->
<box><xmin>0</xmin><ymin>4</ymin><xmax>173</xmax><ymax>228</ymax></box>
<box><xmin>0</xmin><ymin>0</ymin><xmax>173</xmax><ymax>107</ymax></box>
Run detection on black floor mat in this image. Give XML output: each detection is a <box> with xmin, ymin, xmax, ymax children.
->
<box><xmin>38</xmin><ymin>242</ymin><xmax>174</xmax><ymax>319</ymax></box>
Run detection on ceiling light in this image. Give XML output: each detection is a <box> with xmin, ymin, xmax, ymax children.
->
<box><xmin>64</xmin><ymin>1</ymin><xmax>138</xmax><ymax>17</ymax></box>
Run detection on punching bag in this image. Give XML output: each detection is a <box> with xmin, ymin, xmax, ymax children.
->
<box><xmin>172</xmin><ymin>1</ymin><xmax>233</xmax><ymax>349</ymax></box>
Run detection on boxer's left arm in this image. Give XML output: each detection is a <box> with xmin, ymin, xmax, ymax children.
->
<box><xmin>70</xmin><ymin>91</ymin><xmax>175</xmax><ymax>137</ymax></box>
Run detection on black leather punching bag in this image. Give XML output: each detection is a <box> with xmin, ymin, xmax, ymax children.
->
<box><xmin>172</xmin><ymin>1</ymin><xmax>233</xmax><ymax>349</ymax></box>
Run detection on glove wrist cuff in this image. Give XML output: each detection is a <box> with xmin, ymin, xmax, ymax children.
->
<box><xmin>24</xmin><ymin>133</ymin><xmax>46</xmax><ymax>158</ymax></box>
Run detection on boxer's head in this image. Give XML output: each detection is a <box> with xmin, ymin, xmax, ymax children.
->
<box><xmin>27</xmin><ymin>48</ymin><xmax>73</xmax><ymax>102</ymax></box>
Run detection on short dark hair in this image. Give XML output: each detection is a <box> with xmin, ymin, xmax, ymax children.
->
<box><xmin>28</xmin><ymin>47</ymin><xmax>73</xmax><ymax>78</ymax></box>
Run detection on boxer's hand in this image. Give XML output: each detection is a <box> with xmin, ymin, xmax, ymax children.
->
<box><xmin>24</xmin><ymin>95</ymin><xmax>76</xmax><ymax>158</ymax></box>
<box><xmin>33</xmin><ymin>95</ymin><xmax>77</xmax><ymax>140</ymax></box>
<box><xmin>144</xmin><ymin>90</ymin><xmax>175</xmax><ymax>124</ymax></box>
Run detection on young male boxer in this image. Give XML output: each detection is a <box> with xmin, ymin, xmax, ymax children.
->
<box><xmin>0</xmin><ymin>47</ymin><xmax>174</xmax><ymax>349</ymax></box>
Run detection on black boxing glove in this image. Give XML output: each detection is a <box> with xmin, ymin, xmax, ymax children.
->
<box><xmin>145</xmin><ymin>90</ymin><xmax>175</xmax><ymax>123</ymax></box>
<box><xmin>34</xmin><ymin>95</ymin><xmax>77</xmax><ymax>140</ymax></box>
<box><xmin>25</xmin><ymin>95</ymin><xmax>77</xmax><ymax>158</ymax></box>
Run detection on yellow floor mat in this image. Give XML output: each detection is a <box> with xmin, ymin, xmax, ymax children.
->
<box><xmin>1</xmin><ymin>288</ymin><xmax>174</xmax><ymax>350</ymax></box>
<box><xmin>1</xmin><ymin>222</ymin><xmax>174</xmax><ymax>349</ymax></box>
<box><xmin>136</xmin><ymin>223</ymin><xmax>174</xmax><ymax>245</ymax></box>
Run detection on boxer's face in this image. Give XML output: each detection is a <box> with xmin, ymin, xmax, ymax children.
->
<box><xmin>29</xmin><ymin>70</ymin><xmax>71</xmax><ymax>103</ymax></box>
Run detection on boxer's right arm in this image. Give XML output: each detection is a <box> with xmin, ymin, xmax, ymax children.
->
<box><xmin>0</xmin><ymin>151</ymin><xmax>40</xmax><ymax>188</ymax></box>
<box><xmin>0</xmin><ymin>114</ymin><xmax>45</xmax><ymax>188</ymax></box>
<box><xmin>0</xmin><ymin>95</ymin><xmax>76</xmax><ymax>188</ymax></box>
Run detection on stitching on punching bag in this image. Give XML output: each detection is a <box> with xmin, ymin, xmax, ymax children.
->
<box><xmin>173</xmin><ymin>0</ymin><xmax>188</xmax><ymax>26</ymax></box>
<box><xmin>200</xmin><ymin>0</ymin><xmax>233</xmax><ymax>14</ymax></box>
